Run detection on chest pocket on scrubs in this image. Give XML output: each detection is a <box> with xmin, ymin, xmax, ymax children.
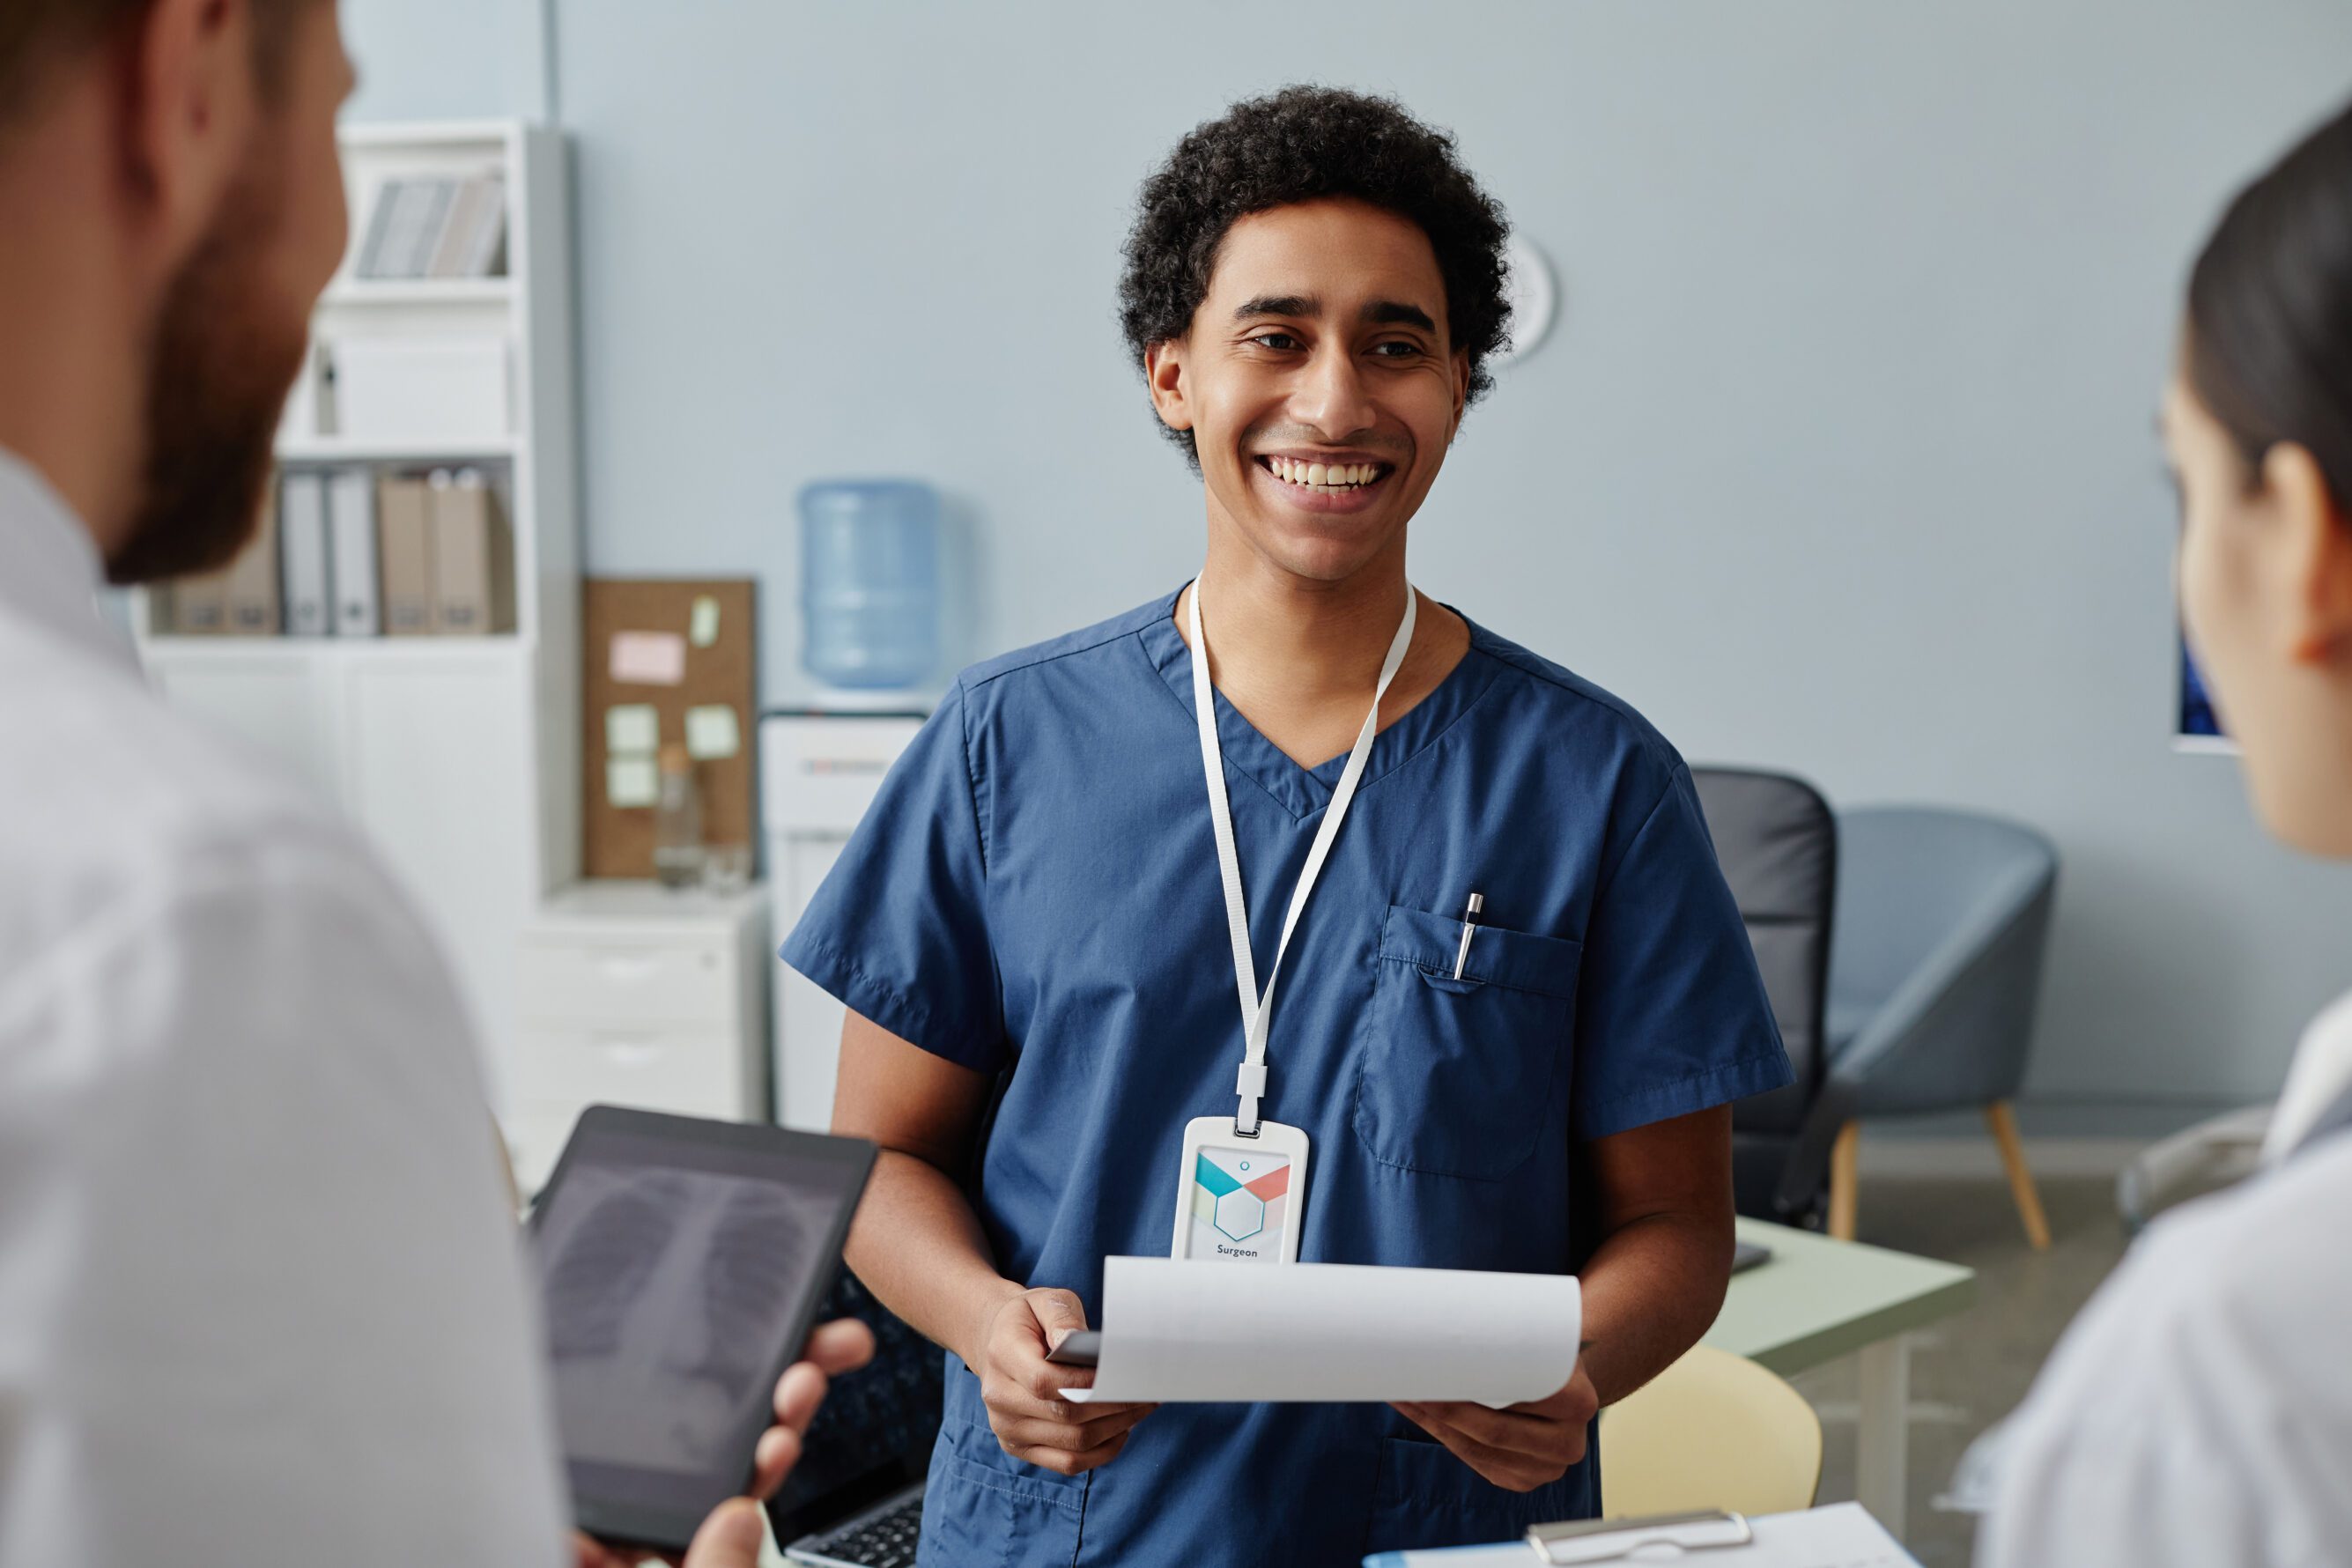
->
<box><xmin>1353</xmin><ymin>904</ymin><xmax>1581</xmax><ymax>1181</ymax></box>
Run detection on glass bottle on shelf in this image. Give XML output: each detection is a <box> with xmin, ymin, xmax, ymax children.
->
<box><xmin>652</xmin><ymin>743</ymin><xmax>704</xmax><ymax>890</ymax></box>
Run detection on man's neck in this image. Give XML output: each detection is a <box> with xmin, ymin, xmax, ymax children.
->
<box><xmin>0</xmin><ymin>94</ymin><xmax>150</xmax><ymax>551</ymax></box>
<box><xmin>1177</xmin><ymin>523</ymin><xmax>1471</xmax><ymax>770</ymax></box>
<box><xmin>1190</xmin><ymin>528</ymin><xmax>1417</xmax><ymax>692</ymax></box>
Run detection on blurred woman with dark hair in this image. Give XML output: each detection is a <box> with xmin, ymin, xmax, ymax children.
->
<box><xmin>1978</xmin><ymin>98</ymin><xmax>2352</xmax><ymax>1567</ymax></box>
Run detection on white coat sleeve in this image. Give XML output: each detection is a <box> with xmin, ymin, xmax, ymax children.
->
<box><xmin>0</xmin><ymin>831</ymin><xmax>569</xmax><ymax>1565</ymax></box>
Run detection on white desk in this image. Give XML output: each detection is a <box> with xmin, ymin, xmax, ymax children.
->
<box><xmin>1703</xmin><ymin>1218</ymin><xmax>1976</xmax><ymax>1541</ymax></box>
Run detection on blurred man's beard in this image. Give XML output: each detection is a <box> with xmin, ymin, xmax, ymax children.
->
<box><xmin>104</xmin><ymin>155</ymin><xmax>312</xmax><ymax>587</ymax></box>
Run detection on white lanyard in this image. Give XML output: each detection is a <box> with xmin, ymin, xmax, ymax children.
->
<box><xmin>1186</xmin><ymin>575</ymin><xmax>1416</xmax><ymax>1135</ymax></box>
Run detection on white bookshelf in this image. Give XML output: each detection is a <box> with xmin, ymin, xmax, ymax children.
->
<box><xmin>133</xmin><ymin>121</ymin><xmax>581</xmax><ymax>1109</ymax></box>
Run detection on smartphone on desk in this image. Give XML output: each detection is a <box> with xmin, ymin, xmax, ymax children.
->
<box><xmin>528</xmin><ymin>1106</ymin><xmax>876</xmax><ymax>1554</ymax></box>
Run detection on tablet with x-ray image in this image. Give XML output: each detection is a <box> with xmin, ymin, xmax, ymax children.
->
<box><xmin>528</xmin><ymin>1106</ymin><xmax>876</xmax><ymax>1554</ymax></box>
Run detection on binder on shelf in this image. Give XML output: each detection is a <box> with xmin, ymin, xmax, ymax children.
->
<box><xmin>351</xmin><ymin>176</ymin><xmax>403</xmax><ymax>279</ymax></box>
<box><xmin>426</xmin><ymin>174</ymin><xmax>507</xmax><ymax>278</ymax></box>
<box><xmin>355</xmin><ymin>172</ymin><xmax>508</xmax><ymax>282</ymax></box>
<box><xmin>221</xmin><ymin>492</ymin><xmax>282</xmax><ymax>634</ymax></box>
<box><xmin>359</xmin><ymin>177</ymin><xmax>455</xmax><ymax>280</ymax></box>
<box><xmin>327</xmin><ymin>467</ymin><xmax>380</xmax><ymax>636</ymax></box>
<box><xmin>378</xmin><ymin>472</ymin><xmax>437</xmax><ymax>635</ymax></box>
<box><xmin>279</xmin><ymin>470</ymin><xmax>334</xmax><ymax>637</ymax></box>
<box><xmin>166</xmin><ymin>565</ymin><xmax>229</xmax><ymax>635</ymax></box>
<box><xmin>428</xmin><ymin>468</ymin><xmax>514</xmax><ymax>634</ymax></box>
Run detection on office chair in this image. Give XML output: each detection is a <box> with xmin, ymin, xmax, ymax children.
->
<box><xmin>1689</xmin><ymin>768</ymin><xmax>1839</xmax><ymax>1226</ymax></box>
<box><xmin>1792</xmin><ymin>807</ymin><xmax>2060</xmax><ymax>1247</ymax></box>
<box><xmin>1599</xmin><ymin>1346</ymin><xmax>1823</xmax><ymax>1518</ymax></box>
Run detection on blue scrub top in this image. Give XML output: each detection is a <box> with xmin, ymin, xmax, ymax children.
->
<box><xmin>782</xmin><ymin>588</ymin><xmax>1790</xmax><ymax>1567</ymax></box>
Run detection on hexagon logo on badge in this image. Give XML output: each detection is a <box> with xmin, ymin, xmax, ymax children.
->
<box><xmin>1213</xmin><ymin>1187</ymin><xmax>1265</xmax><ymax>1242</ymax></box>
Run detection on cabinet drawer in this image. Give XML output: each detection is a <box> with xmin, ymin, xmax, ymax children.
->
<box><xmin>511</xmin><ymin>1026</ymin><xmax>747</xmax><ymax>1118</ymax></box>
<box><xmin>515</xmin><ymin>936</ymin><xmax>734</xmax><ymax>1026</ymax></box>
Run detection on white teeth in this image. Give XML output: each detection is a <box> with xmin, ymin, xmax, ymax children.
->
<box><xmin>1264</xmin><ymin>457</ymin><xmax>1385</xmax><ymax>488</ymax></box>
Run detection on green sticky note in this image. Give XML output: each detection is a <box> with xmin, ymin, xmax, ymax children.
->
<box><xmin>604</xmin><ymin>703</ymin><xmax>658</xmax><ymax>755</ymax></box>
<box><xmin>684</xmin><ymin>704</ymin><xmax>740</xmax><ymax>761</ymax></box>
<box><xmin>689</xmin><ymin>595</ymin><xmax>721</xmax><ymax>648</ymax></box>
<box><xmin>606</xmin><ymin>755</ymin><xmax>658</xmax><ymax>808</ymax></box>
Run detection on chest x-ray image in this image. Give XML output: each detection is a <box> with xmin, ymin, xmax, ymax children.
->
<box><xmin>537</xmin><ymin>1162</ymin><xmax>832</xmax><ymax>1475</ymax></box>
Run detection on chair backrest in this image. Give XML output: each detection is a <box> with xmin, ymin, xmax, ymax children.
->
<box><xmin>1830</xmin><ymin>808</ymin><xmax>2057</xmax><ymax>1018</ymax></box>
<box><xmin>1597</xmin><ymin>1345</ymin><xmax>1823</xmax><ymax>1518</ymax></box>
<box><xmin>1689</xmin><ymin>768</ymin><xmax>1838</xmax><ymax>1136</ymax></box>
<box><xmin>1827</xmin><ymin>807</ymin><xmax>2058</xmax><ymax>1108</ymax></box>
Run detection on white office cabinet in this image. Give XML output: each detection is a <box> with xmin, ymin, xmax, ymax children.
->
<box><xmin>341</xmin><ymin>650</ymin><xmax>540</xmax><ymax>1071</ymax></box>
<box><xmin>507</xmin><ymin>881</ymin><xmax>772</xmax><ymax>1192</ymax></box>
<box><xmin>146</xmin><ymin>652</ymin><xmax>338</xmax><ymax>798</ymax></box>
<box><xmin>761</xmin><ymin>711</ymin><xmax>926</xmax><ymax>1130</ymax></box>
<box><xmin>130</xmin><ymin>122</ymin><xmax>581</xmax><ymax>1111</ymax></box>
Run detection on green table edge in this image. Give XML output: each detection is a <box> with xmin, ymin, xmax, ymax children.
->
<box><xmin>1709</xmin><ymin>1217</ymin><xmax>1978</xmax><ymax>1379</ymax></box>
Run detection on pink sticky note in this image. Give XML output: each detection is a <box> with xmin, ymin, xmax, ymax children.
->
<box><xmin>610</xmin><ymin>630</ymin><xmax>687</xmax><ymax>685</ymax></box>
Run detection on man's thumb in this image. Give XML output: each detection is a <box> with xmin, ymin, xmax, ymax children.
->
<box><xmin>1029</xmin><ymin>1288</ymin><xmax>1089</xmax><ymax>1350</ymax></box>
<box><xmin>681</xmin><ymin>1498</ymin><xmax>766</xmax><ymax>1568</ymax></box>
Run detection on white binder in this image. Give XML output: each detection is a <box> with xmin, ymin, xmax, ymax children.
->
<box><xmin>278</xmin><ymin>471</ymin><xmax>334</xmax><ymax>637</ymax></box>
<box><xmin>327</xmin><ymin>467</ymin><xmax>380</xmax><ymax>636</ymax></box>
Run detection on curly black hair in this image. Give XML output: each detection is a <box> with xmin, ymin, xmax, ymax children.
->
<box><xmin>1118</xmin><ymin>85</ymin><xmax>1513</xmax><ymax>467</ymax></box>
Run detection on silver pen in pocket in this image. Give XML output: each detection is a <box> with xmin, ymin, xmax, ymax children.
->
<box><xmin>1453</xmin><ymin>892</ymin><xmax>1483</xmax><ymax>980</ymax></box>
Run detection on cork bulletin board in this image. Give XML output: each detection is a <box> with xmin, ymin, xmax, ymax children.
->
<box><xmin>582</xmin><ymin>578</ymin><xmax>757</xmax><ymax>878</ymax></box>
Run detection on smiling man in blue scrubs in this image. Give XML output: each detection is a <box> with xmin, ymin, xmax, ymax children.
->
<box><xmin>782</xmin><ymin>85</ymin><xmax>1792</xmax><ymax>1565</ymax></box>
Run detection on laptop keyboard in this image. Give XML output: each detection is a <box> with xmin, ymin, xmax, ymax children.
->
<box><xmin>809</xmin><ymin>1493</ymin><xmax>923</xmax><ymax>1568</ymax></box>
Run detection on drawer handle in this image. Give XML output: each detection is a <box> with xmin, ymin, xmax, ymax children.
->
<box><xmin>595</xmin><ymin>1040</ymin><xmax>664</xmax><ymax>1068</ymax></box>
<box><xmin>592</xmin><ymin>953</ymin><xmax>664</xmax><ymax>982</ymax></box>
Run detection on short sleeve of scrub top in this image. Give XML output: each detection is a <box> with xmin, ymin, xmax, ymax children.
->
<box><xmin>1572</xmin><ymin>762</ymin><xmax>1781</xmax><ymax>1139</ymax></box>
<box><xmin>780</xmin><ymin>683</ymin><xmax>1005</xmax><ymax>1075</ymax></box>
<box><xmin>781</xmin><ymin>593</ymin><xmax>1793</xmax><ymax>1568</ymax></box>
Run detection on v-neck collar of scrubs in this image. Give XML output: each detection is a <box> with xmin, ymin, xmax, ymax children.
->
<box><xmin>1135</xmin><ymin>584</ymin><xmax>1504</xmax><ymax>822</ymax></box>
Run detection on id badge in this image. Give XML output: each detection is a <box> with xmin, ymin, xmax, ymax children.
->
<box><xmin>1171</xmin><ymin>1114</ymin><xmax>1308</xmax><ymax>1263</ymax></box>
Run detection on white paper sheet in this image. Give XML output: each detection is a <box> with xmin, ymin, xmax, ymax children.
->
<box><xmin>1061</xmin><ymin>1256</ymin><xmax>1579</xmax><ymax>1405</ymax></box>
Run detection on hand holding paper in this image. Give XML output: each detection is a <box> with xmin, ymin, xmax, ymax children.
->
<box><xmin>1062</xmin><ymin>1258</ymin><xmax>1580</xmax><ymax>1406</ymax></box>
<box><xmin>1394</xmin><ymin>1360</ymin><xmax>1600</xmax><ymax>1491</ymax></box>
<box><xmin>973</xmin><ymin>1285</ymin><xmax>1156</xmax><ymax>1477</ymax></box>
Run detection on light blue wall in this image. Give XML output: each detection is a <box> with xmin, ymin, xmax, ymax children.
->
<box><xmin>341</xmin><ymin>0</ymin><xmax>2352</xmax><ymax>1114</ymax></box>
<box><xmin>341</xmin><ymin>0</ymin><xmax>546</xmax><ymax>124</ymax></box>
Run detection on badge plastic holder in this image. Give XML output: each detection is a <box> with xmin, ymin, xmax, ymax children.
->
<box><xmin>1171</xmin><ymin>1113</ymin><xmax>1308</xmax><ymax>1264</ymax></box>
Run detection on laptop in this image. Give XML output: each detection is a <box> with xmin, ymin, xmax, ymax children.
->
<box><xmin>766</xmin><ymin>1271</ymin><xmax>943</xmax><ymax>1568</ymax></box>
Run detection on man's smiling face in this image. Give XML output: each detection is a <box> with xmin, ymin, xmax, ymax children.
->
<box><xmin>1147</xmin><ymin>196</ymin><xmax>1470</xmax><ymax>583</ymax></box>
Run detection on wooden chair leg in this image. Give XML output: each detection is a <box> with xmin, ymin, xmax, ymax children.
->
<box><xmin>1985</xmin><ymin>1100</ymin><xmax>2052</xmax><ymax>1251</ymax></box>
<box><xmin>1828</xmin><ymin>1121</ymin><xmax>1860</xmax><ymax>1241</ymax></box>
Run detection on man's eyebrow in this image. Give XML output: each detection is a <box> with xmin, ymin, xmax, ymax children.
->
<box><xmin>1364</xmin><ymin>300</ymin><xmax>1438</xmax><ymax>331</ymax></box>
<box><xmin>1232</xmin><ymin>295</ymin><xmax>1319</xmax><ymax>322</ymax></box>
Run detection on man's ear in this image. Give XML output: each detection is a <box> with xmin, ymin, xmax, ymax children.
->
<box><xmin>2260</xmin><ymin>440</ymin><xmax>2352</xmax><ymax>664</ymax></box>
<box><xmin>1145</xmin><ymin>338</ymin><xmax>1194</xmax><ymax>434</ymax></box>
<box><xmin>1449</xmin><ymin>349</ymin><xmax>1471</xmax><ymax>441</ymax></box>
<box><xmin>119</xmin><ymin>0</ymin><xmax>256</xmax><ymax>266</ymax></box>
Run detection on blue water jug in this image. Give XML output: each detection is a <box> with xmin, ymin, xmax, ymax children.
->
<box><xmin>798</xmin><ymin>479</ymin><xmax>941</xmax><ymax>690</ymax></box>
